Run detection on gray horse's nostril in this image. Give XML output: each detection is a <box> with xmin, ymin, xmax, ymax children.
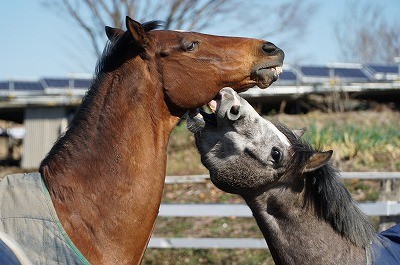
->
<box><xmin>227</xmin><ymin>104</ymin><xmax>241</xmax><ymax>121</ymax></box>
<box><xmin>230</xmin><ymin>105</ymin><xmax>240</xmax><ymax>115</ymax></box>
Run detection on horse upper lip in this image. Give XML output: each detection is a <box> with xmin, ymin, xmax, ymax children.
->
<box><xmin>260</xmin><ymin>64</ymin><xmax>278</xmax><ymax>69</ymax></box>
<box><xmin>259</xmin><ymin>64</ymin><xmax>283</xmax><ymax>72</ymax></box>
<box><xmin>250</xmin><ymin>62</ymin><xmax>284</xmax><ymax>88</ymax></box>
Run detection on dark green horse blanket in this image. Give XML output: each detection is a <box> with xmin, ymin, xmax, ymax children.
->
<box><xmin>0</xmin><ymin>173</ymin><xmax>90</xmax><ymax>265</ymax></box>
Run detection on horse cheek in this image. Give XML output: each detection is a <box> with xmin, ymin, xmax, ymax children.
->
<box><xmin>162</xmin><ymin>62</ymin><xmax>216</xmax><ymax>109</ymax></box>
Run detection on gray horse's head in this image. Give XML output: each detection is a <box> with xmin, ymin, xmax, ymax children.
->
<box><xmin>188</xmin><ymin>87</ymin><xmax>332</xmax><ymax>195</ymax></box>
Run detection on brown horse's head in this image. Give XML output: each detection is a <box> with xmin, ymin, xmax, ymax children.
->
<box><xmin>105</xmin><ymin>17</ymin><xmax>284</xmax><ymax>113</ymax></box>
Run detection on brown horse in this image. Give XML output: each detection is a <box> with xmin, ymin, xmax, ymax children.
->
<box><xmin>33</xmin><ymin>17</ymin><xmax>284</xmax><ymax>264</ymax></box>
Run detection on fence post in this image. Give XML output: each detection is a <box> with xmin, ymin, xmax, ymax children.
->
<box><xmin>379</xmin><ymin>179</ymin><xmax>400</xmax><ymax>231</ymax></box>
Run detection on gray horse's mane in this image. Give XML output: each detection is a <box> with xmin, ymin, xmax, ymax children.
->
<box><xmin>274</xmin><ymin>122</ymin><xmax>375</xmax><ymax>247</ymax></box>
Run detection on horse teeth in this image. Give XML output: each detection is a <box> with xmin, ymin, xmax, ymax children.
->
<box><xmin>269</xmin><ymin>66</ymin><xmax>283</xmax><ymax>75</ymax></box>
<box><xmin>203</xmin><ymin>100</ymin><xmax>217</xmax><ymax>114</ymax></box>
<box><xmin>208</xmin><ymin>100</ymin><xmax>218</xmax><ymax>113</ymax></box>
<box><xmin>202</xmin><ymin>104</ymin><xmax>213</xmax><ymax>114</ymax></box>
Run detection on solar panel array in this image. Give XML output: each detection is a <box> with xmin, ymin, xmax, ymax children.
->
<box><xmin>0</xmin><ymin>78</ymin><xmax>93</xmax><ymax>92</ymax></box>
<box><xmin>365</xmin><ymin>64</ymin><xmax>399</xmax><ymax>80</ymax></box>
<box><xmin>42</xmin><ymin>78</ymin><xmax>92</xmax><ymax>89</ymax></box>
<box><xmin>296</xmin><ymin>64</ymin><xmax>372</xmax><ymax>83</ymax></box>
<box><xmin>275</xmin><ymin>64</ymin><xmax>398</xmax><ymax>84</ymax></box>
<box><xmin>0</xmin><ymin>64</ymin><xmax>398</xmax><ymax>91</ymax></box>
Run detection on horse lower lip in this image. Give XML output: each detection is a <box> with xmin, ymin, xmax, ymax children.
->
<box><xmin>254</xmin><ymin>68</ymin><xmax>279</xmax><ymax>88</ymax></box>
<box><xmin>186</xmin><ymin>108</ymin><xmax>218</xmax><ymax>133</ymax></box>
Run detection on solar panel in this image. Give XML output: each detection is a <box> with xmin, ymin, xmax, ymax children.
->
<box><xmin>13</xmin><ymin>81</ymin><xmax>43</xmax><ymax>91</ymax></box>
<box><xmin>73</xmin><ymin>79</ymin><xmax>92</xmax><ymax>88</ymax></box>
<box><xmin>275</xmin><ymin>69</ymin><xmax>297</xmax><ymax>85</ymax></box>
<box><xmin>43</xmin><ymin>78</ymin><xmax>69</xmax><ymax>88</ymax></box>
<box><xmin>279</xmin><ymin>70</ymin><xmax>297</xmax><ymax>81</ymax></box>
<box><xmin>300</xmin><ymin>66</ymin><xmax>330</xmax><ymax>77</ymax></box>
<box><xmin>334</xmin><ymin>68</ymin><xmax>369</xmax><ymax>79</ymax></box>
<box><xmin>367</xmin><ymin>64</ymin><xmax>398</xmax><ymax>74</ymax></box>
<box><xmin>365</xmin><ymin>64</ymin><xmax>399</xmax><ymax>80</ymax></box>
<box><xmin>0</xmin><ymin>82</ymin><xmax>9</xmax><ymax>90</ymax></box>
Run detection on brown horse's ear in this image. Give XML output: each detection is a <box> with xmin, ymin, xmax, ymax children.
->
<box><xmin>293</xmin><ymin>127</ymin><xmax>306</xmax><ymax>138</ymax></box>
<box><xmin>125</xmin><ymin>16</ymin><xmax>148</xmax><ymax>48</ymax></box>
<box><xmin>105</xmin><ymin>26</ymin><xmax>124</xmax><ymax>42</ymax></box>
<box><xmin>303</xmin><ymin>150</ymin><xmax>333</xmax><ymax>173</ymax></box>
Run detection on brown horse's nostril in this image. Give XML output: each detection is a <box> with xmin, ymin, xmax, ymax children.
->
<box><xmin>230</xmin><ymin>105</ymin><xmax>240</xmax><ymax>115</ymax></box>
<box><xmin>262</xmin><ymin>42</ymin><xmax>278</xmax><ymax>55</ymax></box>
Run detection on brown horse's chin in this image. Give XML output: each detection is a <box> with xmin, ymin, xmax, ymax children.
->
<box><xmin>235</xmin><ymin>84</ymin><xmax>256</xmax><ymax>93</ymax></box>
<box><xmin>252</xmin><ymin>68</ymin><xmax>280</xmax><ymax>89</ymax></box>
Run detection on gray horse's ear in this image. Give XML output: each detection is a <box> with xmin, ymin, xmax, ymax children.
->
<box><xmin>303</xmin><ymin>150</ymin><xmax>333</xmax><ymax>173</ymax></box>
<box><xmin>293</xmin><ymin>127</ymin><xmax>306</xmax><ymax>138</ymax></box>
<box><xmin>126</xmin><ymin>16</ymin><xmax>149</xmax><ymax>48</ymax></box>
<box><xmin>105</xmin><ymin>26</ymin><xmax>124</xmax><ymax>42</ymax></box>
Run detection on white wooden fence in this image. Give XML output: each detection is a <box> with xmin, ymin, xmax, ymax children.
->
<box><xmin>149</xmin><ymin>172</ymin><xmax>400</xmax><ymax>249</ymax></box>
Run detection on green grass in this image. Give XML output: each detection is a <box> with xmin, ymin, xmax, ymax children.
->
<box><xmin>166</xmin><ymin>109</ymin><xmax>400</xmax><ymax>174</ymax></box>
<box><xmin>304</xmin><ymin>122</ymin><xmax>400</xmax><ymax>152</ymax></box>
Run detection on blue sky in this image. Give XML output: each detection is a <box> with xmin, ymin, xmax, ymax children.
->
<box><xmin>1</xmin><ymin>0</ymin><xmax>399</xmax><ymax>79</ymax></box>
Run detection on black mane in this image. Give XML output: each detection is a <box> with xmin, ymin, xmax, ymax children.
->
<box><xmin>96</xmin><ymin>20</ymin><xmax>164</xmax><ymax>74</ymax></box>
<box><xmin>274</xmin><ymin>122</ymin><xmax>375</xmax><ymax>247</ymax></box>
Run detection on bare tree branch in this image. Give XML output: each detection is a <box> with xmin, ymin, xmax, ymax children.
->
<box><xmin>60</xmin><ymin>0</ymin><xmax>103</xmax><ymax>56</ymax></box>
<box><xmin>43</xmin><ymin>0</ymin><xmax>317</xmax><ymax>64</ymax></box>
<box><xmin>334</xmin><ymin>0</ymin><xmax>400</xmax><ymax>63</ymax></box>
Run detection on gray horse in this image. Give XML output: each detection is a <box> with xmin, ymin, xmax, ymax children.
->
<box><xmin>188</xmin><ymin>87</ymin><xmax>400</xmax><ymax>265</ymax></box>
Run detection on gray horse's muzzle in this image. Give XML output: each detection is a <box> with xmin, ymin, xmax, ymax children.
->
<box><xmin>186</xmin><ymin>87</ymin><xmax>243</xmax><ymax>133</ymax></box>
<box><xmin>217</xmin><ymin>87</ymin><xmax>242</xmax><ymax>121</ymax></box>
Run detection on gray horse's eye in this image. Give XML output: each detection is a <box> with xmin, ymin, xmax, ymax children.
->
<box><xmin>271</xmin><ymin>147</ymin><xmax>282</xmax><ymax>163</ymax></box>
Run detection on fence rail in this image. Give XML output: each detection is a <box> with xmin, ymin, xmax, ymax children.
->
<box><xmin>149</xmin><ymin>238</ymin><xmax>267</xmax><ymax>249</ymax></box>
<box><xmin>157</xmin><ymin>201</ymin><xmax>400</xmax><ymax>218</ymax></box>
<box><xmin>149</xmin><ymin>173</ymin><xmax>400</xmax><ymax>249</ymax></box>
<box><xmin>165</xmin><ymin>172</ymin><xmax>400</xmax><ymax>184</ymax></box>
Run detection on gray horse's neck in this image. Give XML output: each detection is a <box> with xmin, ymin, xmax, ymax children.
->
<box><xmin>243</xmin><ymin>186</ymin><xmax>367</xmax><ymax>265</ymax></box>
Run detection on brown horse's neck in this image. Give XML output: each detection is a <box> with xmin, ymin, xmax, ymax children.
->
<box><xmin>243</xmin><ymin>186</ymin><xmax>367</xmax><ymax>265</ymax></box>
<box><xmin>40</xmin><ymin>63</ymin><xmax>179</xmax><ymax>264</ymax></box>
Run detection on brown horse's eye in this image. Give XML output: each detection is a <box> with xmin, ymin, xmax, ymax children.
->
<box><xmin>271</xmin><ymin>147</ymin><xmax>282</xmax><ymax>163</ymax></box>
<box><xmin>184</xmin><ymin>41</ymin><xmax>199</xmax><ymax>52</ymax></box>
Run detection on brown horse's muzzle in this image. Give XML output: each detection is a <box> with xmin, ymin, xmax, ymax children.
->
<box><xmin>251</xmin><ymin>42</ymin><xmax>285</xmax><ymax>88</ymax></box>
